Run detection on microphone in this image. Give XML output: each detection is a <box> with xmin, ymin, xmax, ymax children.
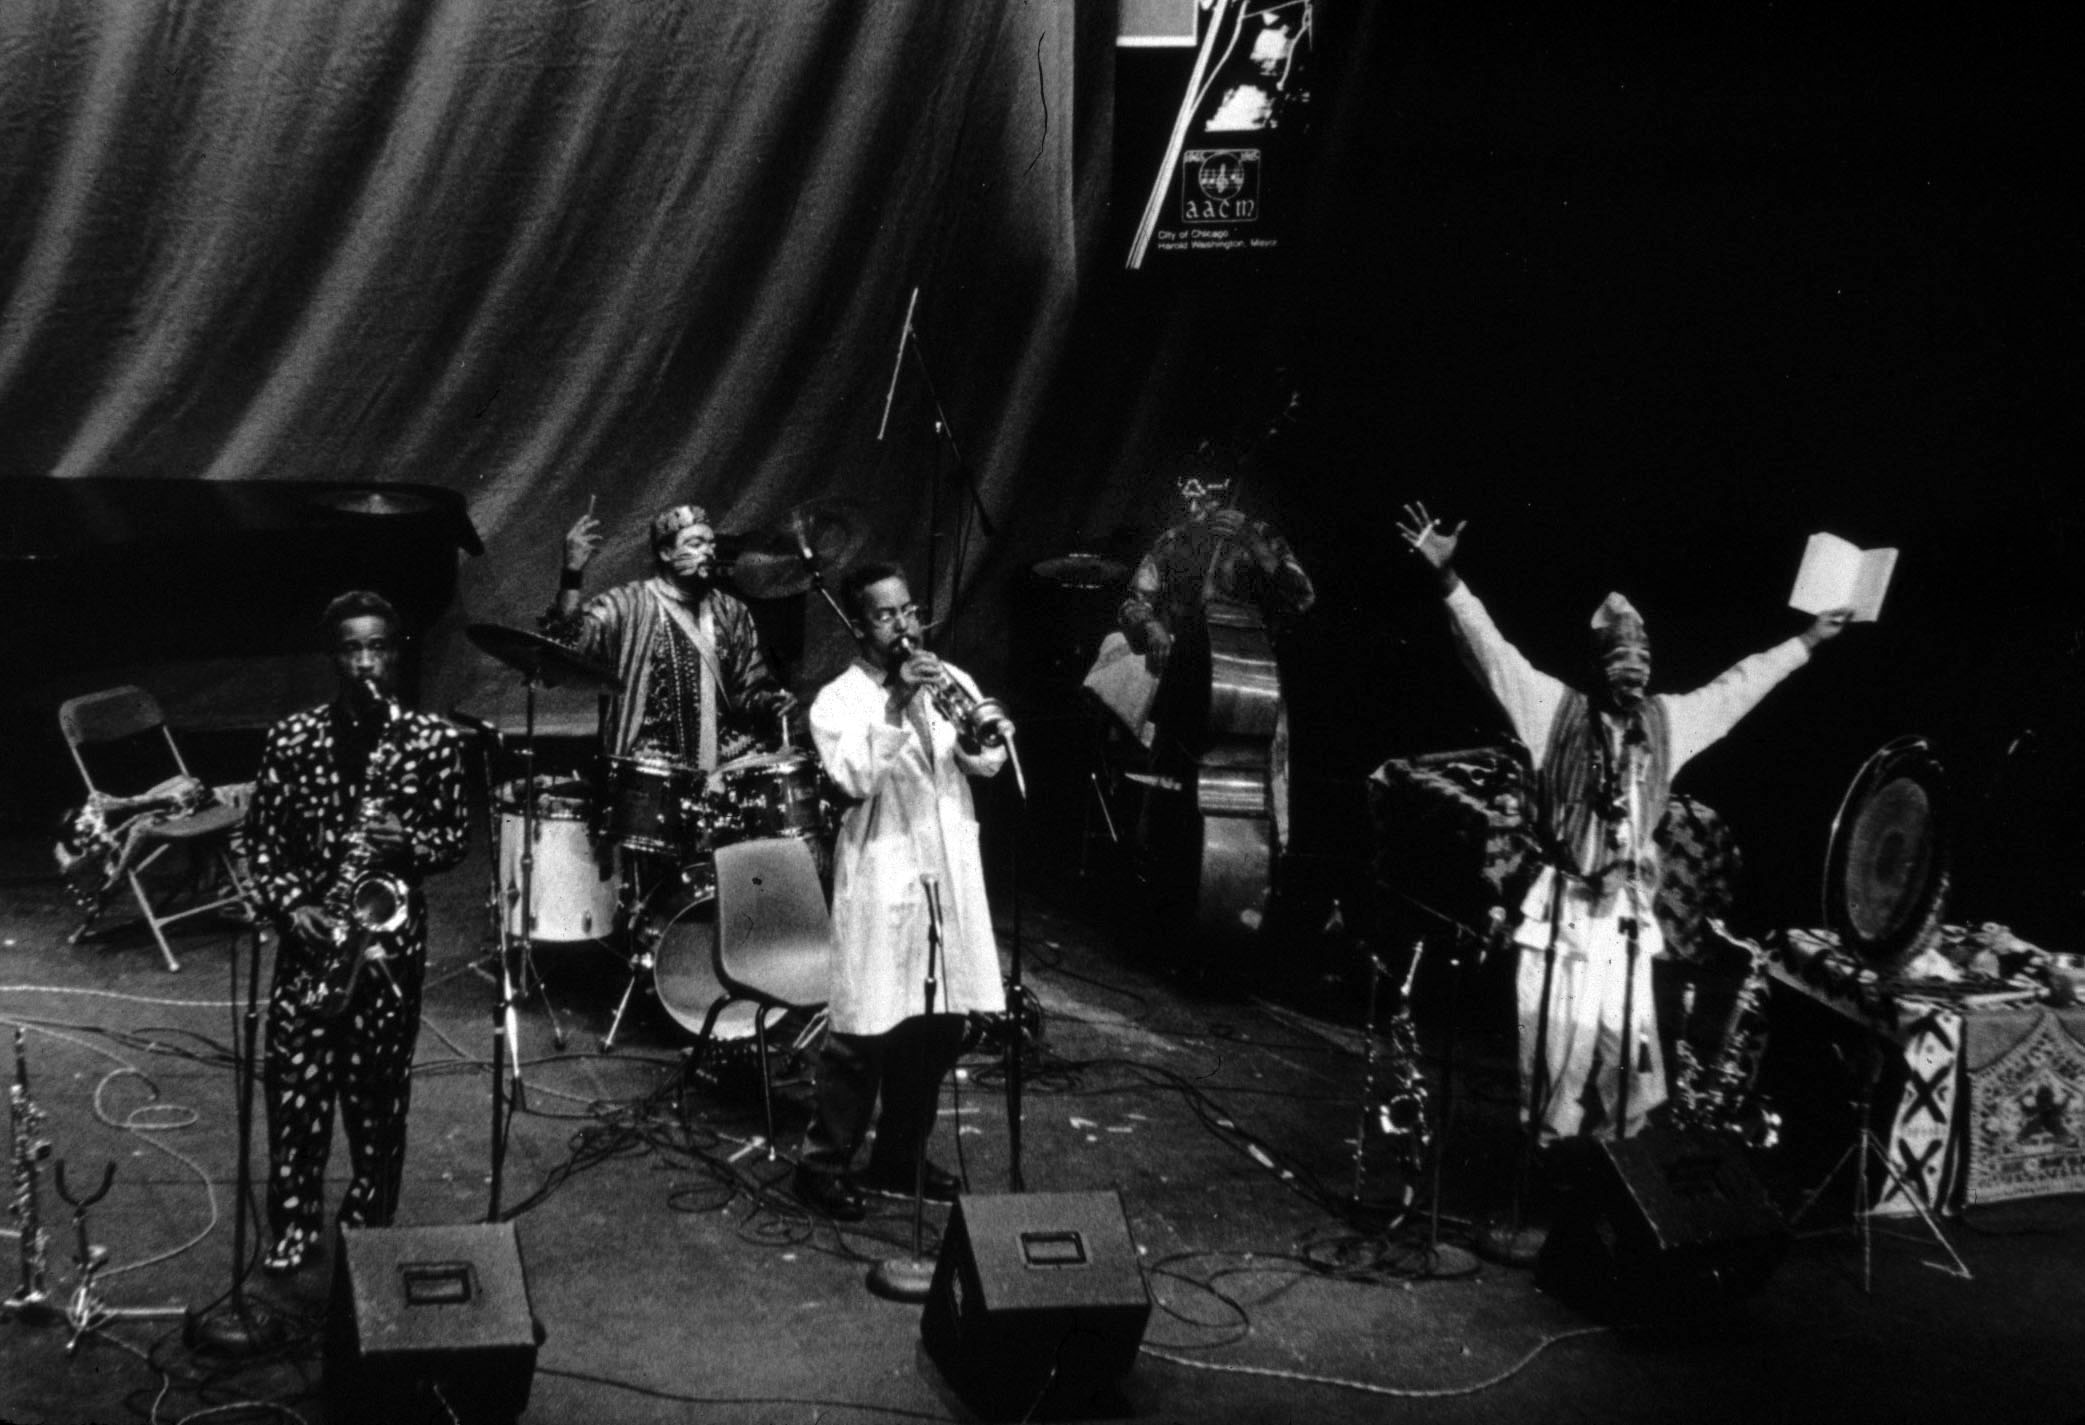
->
<box><xmin>876</xmin><ymin>286</ymin><xmax>920</xmax><ymax>443</ymax></box>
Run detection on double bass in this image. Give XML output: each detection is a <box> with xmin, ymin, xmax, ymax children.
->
<box><xmin>1143</xmin><ymin>482</ymin><xmax>1293</xmax><ymax>950</ymax></box>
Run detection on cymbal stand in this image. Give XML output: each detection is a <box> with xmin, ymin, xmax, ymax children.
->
<box><xmin>486</xmin><ymin>678</ymin><xmax>542</xmax><ymax>1221</ymax></box>
<box><xmin>1789</xmin><ymin>1036</ymin><xmax>1971</xmax><ymax>1291</ymax></box>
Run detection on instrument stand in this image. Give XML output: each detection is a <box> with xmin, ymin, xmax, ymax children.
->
<box><xmin>55</xmin><ymin>1161</ymin><xmax>188</xmax><ymax>1353</ymax></box>
<box><xmin>867</xmin><ymin>877</ymin><xmax>947</xmax><ymax>1303</ymax></box>
<box><xmin>1789</xmin><ymin>1040</ymin><xmax>1972</xmax><ymax>1291</ymax></box>
<box><xmin>486</xmin><ymin>679</ymin><xmax>543</xmax><ymax>1222</ymax></box>
<box><xmin>601</xmin><ymin>853</ymin><xmax>672</xmax><ymax>1052</ymax></box>
<box><xmin>880</xmin><ymin>293</ymin><xmax>996</xmax><ymax>643</ymax></box>
<box><xmin>186</xmin><ymin>920</ymin><xmax>286</xmax><ymax>1355</ymax></box>
<box><xmin>1478</xmin><ymin>876</ymin><xmax>1565</xmax><ymax>1268</ymax></box>
<box><xmin>1407</xmin><ymin>929</ymin><xmax>1480</xmax><ymax>1279</ymax></box>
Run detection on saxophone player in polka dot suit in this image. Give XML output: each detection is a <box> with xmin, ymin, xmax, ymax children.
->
<box><xmin>246</xmin><ymin>591</ymin><xmax>470</xmax><ymax>1274</ymax></box>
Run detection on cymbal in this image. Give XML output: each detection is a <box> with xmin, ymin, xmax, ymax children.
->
<box><xmin>465</xmin><ymin>623</ymin><xmax>620</xmax><ymax>691</ymax></box>
<box><xmin>1032</xmin><ymin>552</ymin><xmax>1129</xmax><ymax>588</ymax></box>
<box><xmin>312</xmin><ymin>489</ymin><xmax>439</xmax><ymax>517</ymax></box>
<box><xmin>728</xmin><ymin>498</ymin><xmax>871</xmax><ymax>600</ymax></box>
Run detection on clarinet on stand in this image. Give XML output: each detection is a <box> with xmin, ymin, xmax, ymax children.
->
<box><xmin>4</xmin><ymin>1026</ymin><xmax>54</xmax><ymax>1323</ymax></box>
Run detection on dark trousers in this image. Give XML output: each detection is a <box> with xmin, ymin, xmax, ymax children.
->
<box><xmin>801</xmin><ymin>1014</ymin><xmax>967</xmax><ymax>1179</ymax></box>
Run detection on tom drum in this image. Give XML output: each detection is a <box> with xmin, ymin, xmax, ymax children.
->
<box><xmin>709</xmin><ymin>751</ymin><xmax>827</xmax><ymax>846</ymax></box>
<box><xmin>600</xmin><ymin>752</ymin><xmax>704</xmax><ymax>858</ymax></box>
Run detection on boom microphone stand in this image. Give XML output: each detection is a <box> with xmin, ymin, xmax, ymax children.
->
<box><xmin>875</xmin><ymin>285</ymin><xmax>997</xmax><ymax>643</ymax></box>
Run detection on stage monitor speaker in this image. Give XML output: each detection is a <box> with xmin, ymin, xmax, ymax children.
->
<box><xmin>922</xmin><ymin>1191</ymin><xmax>1152</xmax><ymax>1421</ymax></box>
<box><xmin>1537</xmin><ymin>1127</ymin><xmax>1789</xmax><ymax>1318</ymax></box>
<box><xmin>327</xmin><ymin>1222</ymin><xmax>541</xmax><ymax>1425</ymax></box>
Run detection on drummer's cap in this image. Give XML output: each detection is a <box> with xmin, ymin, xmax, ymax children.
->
<box><xmin>650</xmin><ymin>503</ymin><xmax>711</xmax><ymax>549</ymax></box>
<box><xmin>1589</xmin><ymin>592</ymin><xmax>1648</xmax><ymax>654</ymax></box>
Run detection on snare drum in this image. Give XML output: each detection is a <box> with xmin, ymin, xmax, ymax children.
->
<box><xmin>599</xmin><ymin>752</ymin><xmax>704</xmax><ymax>857</ymax></box>
<box><xmin>497</xmin><ymin>779</ymin><xmax>619</xmax><ymax>942</ymax></box>
<box><xmin>709</xmin><ymin>750</ymin><xmax>827</xmax><ymax>846</ymax></box>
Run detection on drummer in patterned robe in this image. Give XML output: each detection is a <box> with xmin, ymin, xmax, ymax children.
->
<box><xmin>792</xmin><ymin>562</ymin><xmax>1008</xmax><ymax>1221</ymax></box>
<box><xmin>1399</xmin><ymin>502</ymin><xmax>1850</xmax><ymax>1141</ymax></box>
<box><xmin>546</xmin><ymin>501</ymin><xmax>797</xmax><ymax>773</ymax></box>
<box><xmin>247</xmin><ymin>591</ymin><xmax>470</xmax><ymax>1273</ymax></box>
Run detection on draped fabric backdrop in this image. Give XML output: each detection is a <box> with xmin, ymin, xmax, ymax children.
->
<box><xmin>0</xmin><ymin>0</ymin><xmax>1120</xmax><ymax>724</ymax></box>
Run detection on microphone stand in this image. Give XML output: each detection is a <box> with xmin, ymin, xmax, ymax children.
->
<box><xmin>867</xmin><ymin>875</ymin><xmax>946</xmax><ymax>1302</ymax></box>
<box><xmin>186</xmin><ymin>919</ymin><xmax>285</xmax><ymax>1354</ymax></box>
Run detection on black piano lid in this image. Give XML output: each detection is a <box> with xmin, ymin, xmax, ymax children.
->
<box><xmin>0</xmin><ymin>476</ymin><xmax>483</xmax><ymax>561</ymax></box>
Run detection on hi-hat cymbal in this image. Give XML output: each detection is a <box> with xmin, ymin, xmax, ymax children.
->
<box><xmin>465</xmin><ymin>623</ymin><xmax>620</xmax><ymax>691</ymax></box>
<box><xmin>728</xmin><ymin>498</ymin><xmax>871</xmax><ymax>599</ymax></box>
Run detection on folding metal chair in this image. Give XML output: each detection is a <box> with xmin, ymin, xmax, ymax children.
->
<box><xmin>692</xmin><ymin>837</ymin><xmax>834</xmax><ymax>1153</ymax></box>
<box><xmin>58</xmin><ymin>686</ymin><xmax>255</xmax><ymax>972</ymax></box>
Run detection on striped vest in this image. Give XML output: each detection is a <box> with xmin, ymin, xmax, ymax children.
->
<box><xmin>1539</xmin><ymin>690</ymin><xmax>1674</xmax><ymax>883</ymax></box>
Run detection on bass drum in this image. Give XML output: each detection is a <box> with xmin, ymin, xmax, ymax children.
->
<box><xmin>651</xmin><ymin>900</ymin><xmax>785</xmax><ymax>1042</ymax></box>
<box><xmin>498</xmin><ymin>778</ymin><xmax>619</xmax><ymax>942</ymax></box>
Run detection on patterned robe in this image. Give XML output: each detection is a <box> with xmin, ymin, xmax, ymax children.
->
<box><xmin>246</xmin><ymin>701</ymin><xmax>469</xmax><ymax>1259</ymax></box>
<box><xmin>545</xmin><ymin>576</ymin><xmax>786</xmax><ymax>771</ymax></box>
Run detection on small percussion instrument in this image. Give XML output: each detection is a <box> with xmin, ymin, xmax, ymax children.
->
<box><xmin>708</xmin><ymin>750</ymin><xmax>828</xmax><ymax>847</ymax></box>
<box><xmin>599</xmin><ymin>752</ymin><xmax>706</xmax><ymax>858</ymax></box>
<box><xmin>497</xmin><ymin>778</ymin><xmax>618</xmax><ymax>942</ymax></box>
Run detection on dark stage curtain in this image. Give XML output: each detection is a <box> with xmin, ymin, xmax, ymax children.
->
<box><xmin>0</xmin><ymin>0</ymin><xmax>1102</xmax><ymax>722</ymax></box>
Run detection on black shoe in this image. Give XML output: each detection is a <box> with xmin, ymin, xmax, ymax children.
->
<box><xmin>860</xmin><ymin>1159</ymin><xmax>962</xmax><ymax>1204</ymax></box>
<box><xmin>792</xmin><ymin>1167</ymin><xmax>866</xmax><ymax>1222</ymax></box>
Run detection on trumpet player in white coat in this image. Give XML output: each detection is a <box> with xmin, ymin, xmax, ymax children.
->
<box><xmin>246</xmin><ymin>591</ymin><xmax>469</xmax><ymax>1273</ymax></box>
<box><xmin>793</xmin><ymin>563</ymin><xmax>1008</xmax><ymax>1222</ymax></box>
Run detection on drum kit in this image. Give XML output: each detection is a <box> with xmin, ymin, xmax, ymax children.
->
<box><xmin>462</xmin><ymin>499</ymin><xmax>868</xmax><ymax>1052</ymax></box>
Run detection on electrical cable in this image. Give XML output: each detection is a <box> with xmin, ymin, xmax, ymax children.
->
<box><xmin>1138</xmin><ymin>1324</ymin><xmax>1611</xmax><ymax>1399</ymax></box>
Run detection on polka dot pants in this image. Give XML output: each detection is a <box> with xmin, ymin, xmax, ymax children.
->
<box><xmin>263</xmin><ymin>932</ymin><xmax>424</xmax><ymax>1259</ymax></box>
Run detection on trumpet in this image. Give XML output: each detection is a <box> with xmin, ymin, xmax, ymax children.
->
<box><xmin>888</xmin><ymin>631</ymin><xmax>1016</xmax><ymax>750</ymax></box>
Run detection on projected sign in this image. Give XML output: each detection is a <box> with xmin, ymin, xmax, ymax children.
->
<box><xmin>1127</xmin><ymin>0</ymin><xmax>1314</xmax><ymax>268</ymax></box>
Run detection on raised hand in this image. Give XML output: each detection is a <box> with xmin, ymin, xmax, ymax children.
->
<box><xmin>1397</xmin><ymin>501</ymin><xmax>1465</xmax><ymax>574</ymax></box>
<box><xmin>1802</xmin><ymin>607</ymin><xmax>1854</xmax><ymax>649</ymax></box>
<box><xmin>563</xmin><ymin>504</ymin><xmax>603</xmax><ymax>573</ymax></box>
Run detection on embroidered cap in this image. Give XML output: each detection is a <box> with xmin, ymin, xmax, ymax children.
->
<box><xmin>650</xmin><ymin>503</ymin><xmax>711</xmax><ymax>550</ymax></box>
<box><xmin>1589</xmin><ymin>591</ymin><xmax>1648</xmax><ymax>654</ymax></box>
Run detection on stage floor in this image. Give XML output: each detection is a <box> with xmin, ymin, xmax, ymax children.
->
<box><xmin>1</xmin><ymin>827</ymin><xmax>2081</xmax><ymax>1425</ymax></box>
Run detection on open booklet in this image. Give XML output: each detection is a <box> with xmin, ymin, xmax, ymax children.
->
<box><xmin>1789</xmin><ymin>532</ymin><xmax>1898</xmax><ymax>622</ymax></box>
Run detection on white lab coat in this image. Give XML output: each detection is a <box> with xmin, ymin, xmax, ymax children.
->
<box><xmin>809</xmin><ymin>658</ymin><xmax>1008</xmax><ymax>1036</ymax></box>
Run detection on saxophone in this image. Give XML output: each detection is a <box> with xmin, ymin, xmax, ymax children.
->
<box><xmin>1671</xmin><ymin>918</ymin><xmax>1781</xmax><ymax>1150</ymax></box>
<box><xmin>4</xmin><ymin>1027</ymin><xmax>53</xmax><ymax>1319</ymax></box>
<box><xmin>1353</xmin><ymin>935</ymin><xmax>1432</xmax><ymax>1207</ymax></box>
<box><xmin>302</xmin><ymin>679</ymin><xmax>413</xmax><ymax>1020</ymax></box>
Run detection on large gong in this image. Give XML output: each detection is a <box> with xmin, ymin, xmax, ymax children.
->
<box><xmin>1822</xmin><ymin>736</ymin><xmax>1952</xmax><ymax>971</ymax></box>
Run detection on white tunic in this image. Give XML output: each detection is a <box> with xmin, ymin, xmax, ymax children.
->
<box><xmin>1444</xmin><ymin>582</ymin><xmax>1810</xmax><ymax>1139</ymax></box>
<box><xmin>810</xmin><ymin>658</ymin><xmax>1008</xmax><ymax>1037</ymax></box>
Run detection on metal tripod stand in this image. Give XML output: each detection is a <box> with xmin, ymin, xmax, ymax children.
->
<box><xmin>1789</xmin><ymin>1036</ymin><xmax>1971</xmax><ymax>1291</ymax></box>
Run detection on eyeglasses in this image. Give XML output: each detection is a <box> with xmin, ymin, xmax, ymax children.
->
<box><xmin>864</xmin><ymin>604</ymin><xmax>920</xmax><ymax>629</ymax></box>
